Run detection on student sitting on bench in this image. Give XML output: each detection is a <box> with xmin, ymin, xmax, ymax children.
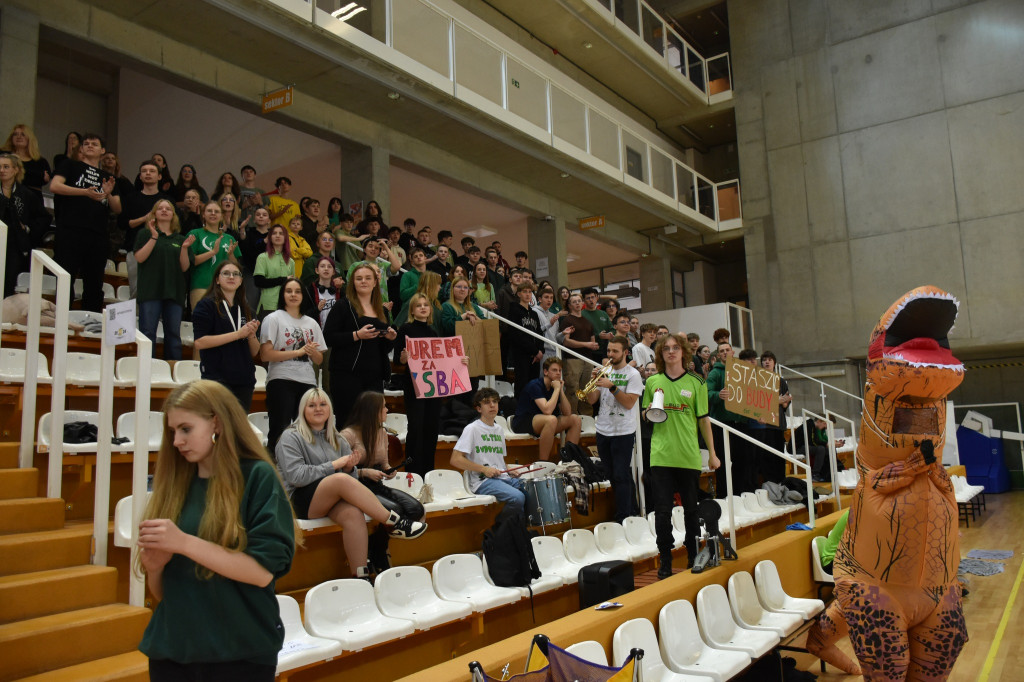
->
<box><xmin>450</xmin><ymin>387</ymin><xmax>525</xmax><ymax>515</ymax></box>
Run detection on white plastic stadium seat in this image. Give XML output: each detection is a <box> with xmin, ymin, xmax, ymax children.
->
<box><xmin>594</xmin><ymin>522</ymin><xmax>646</xmax><ymax>562</ymax></box>
<box><xmin>37</xmin><ymin>410</ymin><xmax>107</xmax><ymax>454</ymax></box>
<box><xmin>695</xmin><ymin>584</ymin><xmax>778</xmax><ymax>657</ymax></box>
<box><xmin>431</xmin><ymin>554</ymin><xmax>521</xmax><ymax>612</ymax></box>
<box><xmin>116</xmin><ymin>285</ymin><xmax>130</xmax><ymax>302</ymax></box>
<box><xmin>425</xmin><ymin>469</ymin><xmax>495</xmax><ymax>508</ymax></box>
<box><xmin>494</xmin><ymin>380</ymin><xmax>513</xmax><ymax>397</ymax></box>
<box><xmin>374</xmin><ymin>565</ymin><xmax>472</xmax><ymax>630</ymax></box>
<box><xmin>67</xmin><ymin>310</ymin><xmax>103</xmax><ymax>338</ymax></box>
<box><xmin>580</xmin><ymin>415</ymin><xmax>597</xmax><ymax>438</ymax></box>
<box><xmin>115</xmin><ymin>411</ymin><xmax>164</xmax><ymax>452</ymax></box>
<box><xmin>384</xmin><ymin>412</ymin><xmax>408</xmax><ymax>444</ymax></box>
<box><xmin>658</xmin><ymin>599</ymin><xmax>750</xmax><ymax>682</ymax></box>
<box><xmin>561</xmin><ymin>529</ymin><xmax>609</xmax><ymax>567</ymax></box>
<box><xmin>0</xmin><ymin>348</ymin><xmax>52</xmax><ymax>384</ymax></box>
<box><xmin>15</xmin><ymin>272</ymin><xmax>56</xmax><ymax>295</ymax></box>
<box><xmin>622</xmin><ymin>516</ymin><xmax>660</xmax><ymax>559</ymax></box>
<box><xmin>496</xmin><ymin>415</ymin><xmax>530</xmax><ymax>441</ymax></box>
<box><xmin>254</xmin><ymin>365</ymin><xmax>268</xmax><ymax>391</ymax></box>
<box><xmin>277</xmin><ymin>595</ymin><xmax>345</xmax><ymax>674</ymax></box>
<box><xmin>113</xmin><ymin>492</ymin><xmax>153</xmax><ymax>548</ymax></box>
<box><xmin>755</xmin><ymin>488</ymin><xmax>802</xmax><ymax>515</ymax></box>
<box><xmin>66</xmin><ymin>352</ymin><xmax>103</xmax><ymax>386</ymax></box>
<box><xmin>754</xmin><ymin>560</ymin><xmax>824</xmax><ymax>619</ymax></box>
<box><xmin>811</xmin><ymin>536</ymin><xmax>835</xmax><ymax>598</ymax></box>
<box><xmin>103</xmin><ymin>282</ymin><xmax>117</xmax><ymax>304</ymax></box>
<box><xmin>304</xmin><ymin>579</ymin><xmax>414</xmax><ymax>651</ymax></box>
<box><xmin>180</xmin><ymin>320</ymin><xmax>194</xmax><ymax>346</ymax></box>
<box><xmin>383</xmin><ymin>472</ymin><xmax>453</xmax><ymax>513</ymax></box>
<box><xmin>172</xmin><ymin>360</ymin><xmax>202</xmax><ymax>384</ymax></box>
<box><xmin>565</xmin><ymin>640</ymin><xmax>609</xmax><ymax>666</ymax></box>
<box><xmin>482</xmin><ymin>555</ymin><xmax>563</xmax><ymax>597</ymax></box>
<box><xmin>741</xmin><ymin>492</ymin><xmax>779</xmax><ymax>520</ymax></box>
<box><xmin>248</xmin><ymin>412</ymin><xmax>270</xmax><ymax>447</ymax></box>
<box><xmin>531</xmin><ymin>535</ymin><xmax>585</xmax><ymax>585</ymax></box>
<box><xmin>727</xmin><ymin>571</ymin><xmax>803</xmax><ymax>637</ymax></box>
<box><xmin>612</xmin><ymin>617</ymin><xmax>704</xmax><ymax>681</ymax></box>
<box><xmin>115</xmin><ymin>357</ymin><xmax>177</xmax><ymax>388</ymax></box>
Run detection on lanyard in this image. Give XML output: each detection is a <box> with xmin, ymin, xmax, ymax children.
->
<box><xmin>222</xmin><ymin>301</ymin><xmax>241</xmax><ymax>333</ymax></box>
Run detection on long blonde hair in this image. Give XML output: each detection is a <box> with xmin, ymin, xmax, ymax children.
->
<box><xmin>447</xmin><ymin>275</ymin><xmax>474</xmax><ymax>314</ymax></box>
<box><xmin>2</xmin><ymin>124</ymin><xmax>42</xmax><ymax>160</ymax></box>
<box><xmin>146</xmin><ymin>198</ymin><xmax>182</xmax><ymax>235</ymax></box>
<box><xmin>407</xmin><ymin>292</ymin><xmax>435</xmax><ymax>325</ymax></box>
<box><xmin>139</xmin><ymin>381</ymin><xmax>298</xmax><ymax>579</ymax></box>
<box><xmin>219</xmin><ymin>192</ymin><xmax>240</xmax><ymax>232</ymax></box>
<box><xmin>291</xmin><ymin>387</ymin><xmax>344</xmax><ymax>450</ymax></box>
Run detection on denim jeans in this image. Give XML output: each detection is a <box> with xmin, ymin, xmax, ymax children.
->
<box><xmin>475</xmin><ymin>476</ymin><xmax>525</xmax><ymax>512</ymax></box>
<box><xmin>596</xmin><ymin>432</ymin><xmax>638</xmax><ymax>522</ymax></box>
<box><xmin>138</xmin><ymin>299</ymin><xmax>183</xmax><ymax>360</ymax></box>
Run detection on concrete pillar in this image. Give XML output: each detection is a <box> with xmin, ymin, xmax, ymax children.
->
<box><xmin>341</xmin><ymin>144</ymin><xmax>389</xmax><ymax>221</ymax></box>
<box><xmin>639</xmin><ymin>255</ymin><xmax>673</xmax><ymax>313</ymax></box>
<box><xmin>0</xmin><ymin>6</ymin><xmax>39</xmax><ymax>136</ymax></box>
<box><xmin>526</xmin><ymin>216</ymin><xmax>567</xmax><ymax>289</ymax></box>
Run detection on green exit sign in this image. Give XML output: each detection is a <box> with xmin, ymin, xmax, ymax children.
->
<box><xmin>510</xmin><ymin>78</ymin><xmax>520</xmax><ymax>88</ymax></box>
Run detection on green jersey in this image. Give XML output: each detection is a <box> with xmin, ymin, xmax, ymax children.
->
<box><xmin>642</xmin><ymin>371</ymin><xmax>708</xmax><ymax>470</ymax></box>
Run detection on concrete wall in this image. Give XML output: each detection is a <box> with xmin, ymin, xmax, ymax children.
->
<box><xmin>731</xmin><ymin>0</ymin><xmax>1024</xmax><ymax>368</ymax></box>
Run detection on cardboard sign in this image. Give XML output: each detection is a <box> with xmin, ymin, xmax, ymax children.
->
<box><xmin>407</xmin><ymin>336</ymin><xmax>471</xmax><ymax>398</ymax></box>
<box><xmin>456</xmin><ymin>318</ymin><xmax>502</xmax><ymax>377</ymax></box>
<box><xmin>105</xmin><ymin>300</ymin><xmax>136</xmax><ymax>346</ymax></box>
<box><xmin>261</xmin><ymin>86</ymin><xmax>293</xmax><ymax>114</ymax></box>
<box><xmin>723</xmin><ymin>357</ymin><xmax>781</xmax><ymax>426</ymax></box>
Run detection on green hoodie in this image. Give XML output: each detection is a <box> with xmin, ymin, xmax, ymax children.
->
<box><xmin>706</xmin><ymin>360</ymin><xmax>745</xmax><ymax>423</ymax></box>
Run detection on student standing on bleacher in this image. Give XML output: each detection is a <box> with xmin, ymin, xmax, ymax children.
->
<box><xmin>451</xmin><ymin>388</ymin><xmax>525</xmax><ymax>516</ymax></box>
<box><xmin>395</xmin><ymin>293</ymin><xmax>445</xmax><ymax>479</ymax></box>
<box><xmin>137</xmin><ymin>380</ymin><xmax>295</xmax><ymax>681</ymax></box>
<box><xmin>583</xmin><ymin>336</ymin><xmax>643</xmax><ymax>523</ymax></box>
<box><xmin>642</xmin><ymin>333</ymin><xmax>720</xmax><ymax>579</ymax></box>
<box><xmin>133</xmin><ymin>199</ymin><xmax>192</xmax><ymax>360</ymax></box>
<box><xmin>192</xmin><ymin>260</ymin><xmax>260</xmax><ymax>411</ymax></box>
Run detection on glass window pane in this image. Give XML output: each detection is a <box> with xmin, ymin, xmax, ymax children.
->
<box><xmin>667</xmin><ymin>33</ymin><xmax>683</xmax><ymax>74</ymax></box>
<box><xmin>506</xmin><ymin>59</ymin><xmax>548</xmax><ymax>130</ymax></box>
<box><xmin>316</xmin><ymin>0</ymin><xmax>383</xmax><ymax>41</ymax></box>
<box><xmin>677</xmin><ymin>164</ymin><xmax>695</xmax><ymax>209</ymax></box>
<box><xmin>393</xmin><ymin>0</ymin><xmax>451</xmax><ymax>78</ymax></box>
<box><xmin>687</xmin><ymin>47</ymin><xmax>705</xmax><ymax>92</ymax></box>
<box><xmin>650</xmin><ymin>149</ymin><xmax>674</xmax><ymax>198</ymax></box>
<box><xmin>707</xmin><ymin>54</ymin><xmax>732</xmax><ymax>95</ymax></box>
<box><xmin>622</xmin><ymin>130</ymin><xmax>647</xmax><ymax>183</ymax></box>
<box><xmin>551</xmin><ymin>86</ymin><xmax>587</xmax><ymax>150</ymax></box>
<box><xmin>641</xmin><ymin>7</ymin><xmax>664</xmax><ymax>55</ymax></box>
<box><xmin>696</xmin><ymin>177</ymin><xmax>714</xmax><ymax>219</ymax></box>
<box><xmin>588</xmin><ymin>109</ymin><xmax>620</xmax><ymax>169</ymax></box>
<box><xmin>615</xmin><ymin>0</ymin><xmax>640</xmax><ymax>35</ymax></box>
<box><xmin>454</xmin><ymin>25</ymin><xmax>502</xmax><ymax>105</ymax></box>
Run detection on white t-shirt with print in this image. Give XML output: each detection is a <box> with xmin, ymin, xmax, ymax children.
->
<box><xmin>260</xmin><ymin>310</ymin><xmax>326</xmax><ymax>386</ymax></box>
<box><xmin>595</xmin><ymin>364</ymin><xmax>644</xmax><ymax>437</ymax></box>
<box><xmin>454</xmin><ymin>418</ymin><xmax>510</xmax><ymax>493</ymax></box>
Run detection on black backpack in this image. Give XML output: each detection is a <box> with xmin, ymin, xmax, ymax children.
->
<box><xmin>482</xmin><ymin>512</ymin><xmax>541</xmax><ymax>589</ymax></box>
<box><xmin>559</xmin><ymin>441</ymin><xmax>605</xmax><ymax>487</ymax></box>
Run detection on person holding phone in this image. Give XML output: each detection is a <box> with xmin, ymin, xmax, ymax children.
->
<box><xmin>323</xmin><ymin>263</ymin><xmax>397</xmax><ymax>424</ymax></box>
<box><xmin>186</xmin><ymin>201</ymin><xmax>241</xmax><ymax>310</ymax></box>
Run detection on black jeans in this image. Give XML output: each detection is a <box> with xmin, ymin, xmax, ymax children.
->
<box><xmin>759</xmin><ymin>427</ymin><xmax>787</xmax><ymax>483</ymax></box>
<box><xmin>215</xmin><ymin>381</ymin><xmax>254</xmax><ymax>413</ymax></box>
<box><xmin>651</xmin><ymin>465</ymin><xmax>700</xmax><ymax>561</ymax></box>
<box><xmin>149</xmin><ymin>659</ymin><xmax>275</xmax><ymax>682</ymax></box>
<box><xmin>54</xmin><ymin>228</ymin><xmax>108</xmax><ymax>312</ymax></box>
<box><xmin>265</xmin><ymin>379</ymin><xmax>313</xmax><ymax>452</ymax></box>
<box><xmin>597</xmin><ymin>432</ymin><xmax>638</xmax><ymax>523</ymax></box>
<box><xmin>362</xmin><ymin>477</ymin><xmax>425</xmax><ymax>520</ymax></box>
<box><xmin>404</xmin><ymin>389</ymin><xmax>441</xmax><ymax>479</ymax></box>
<box><xmin>330</xmin><ymin>370</ymin><xmax>385</xmax><ymax>426</ymax></box>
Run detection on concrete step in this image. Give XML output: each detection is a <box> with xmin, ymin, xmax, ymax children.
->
<box><xmin>0</xmin><ymin>527</ymin><xmax>92</xmax><ymax>577</ymax></box>
<box><xmin>0</xmin><ymin>604</ymin><xmax>151</xmax><ymax>681</ymax></box>
<box><xmin>0</xmin><ymin>498</ymin><xmax>65</xmax><ymax>535</ymax></box>
<box><xmin>0</xmin><ymin>565</ymin><xmax>118</xmax><ymax>624</ymax></box>
<box><xmin>16</xmin><ymin>650</ymin><xmax>149</xmax><ymax>682</ymax></box>
<box><xmin>0</xmin><ymin>468</ymin><xmax>38</xmax><ymax>499</ymax></box>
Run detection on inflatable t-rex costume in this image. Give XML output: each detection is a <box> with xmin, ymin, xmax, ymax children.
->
<box><xmin>807</xmin><ymin>286</ymin><xmax>968</xmax><ymax>680</ymax></box>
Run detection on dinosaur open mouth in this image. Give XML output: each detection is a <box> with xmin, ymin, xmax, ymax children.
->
<box><xmin>870</xmin><ymin>292</ymin><xmax>963</xmax><ymax>370</ymax></box>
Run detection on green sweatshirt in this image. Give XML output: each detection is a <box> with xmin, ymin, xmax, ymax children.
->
<box><xmin>706</xmin><ymin>360</ymin><xmax>745</xmax><ymax>424</ymax></box>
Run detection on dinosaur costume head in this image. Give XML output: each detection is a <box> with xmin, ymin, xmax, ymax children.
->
<box><xmin>860</xmin><ymin>286</ymin><xmax>965</xmax><ymax>462</ymax></box>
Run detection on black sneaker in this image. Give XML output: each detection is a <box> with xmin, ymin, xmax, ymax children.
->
<box><xmin>388</xmin><ymin>516</ymin><xmax>427</xmax><ymax>539</ymax></box>
<box><xmin>658</xmin><ymin>553</ymin><xmax>673</xmax><ymax>580</ymax></box>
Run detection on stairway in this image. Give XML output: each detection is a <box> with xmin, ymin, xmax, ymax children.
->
<box><xmin>0</xmin><ymin>445</ymin><xmax>150</xmax><ymax>681</ymax></box>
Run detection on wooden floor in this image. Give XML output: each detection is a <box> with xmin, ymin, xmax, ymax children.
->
<box><xmin>787</xmin><ymin>490</ymin><xmax>1024</xmax><ymax>681</ymax></box>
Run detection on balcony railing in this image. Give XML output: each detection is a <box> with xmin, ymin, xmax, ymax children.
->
<box><xmin>268</xmin><ymin>0</ymin><xmax>740</xmax><ymax>231</ymax></box>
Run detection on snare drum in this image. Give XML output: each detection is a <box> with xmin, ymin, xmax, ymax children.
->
<box><xmin>523</xmin><ymin>475</ymin><xmax>570</xmax><ymax>527</ymax></box>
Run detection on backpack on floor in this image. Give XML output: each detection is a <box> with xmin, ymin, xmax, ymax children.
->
<box><xmin>482</xmin><ymin>512</ymin><xmax>541</xmax><ymax>589</ymax></box>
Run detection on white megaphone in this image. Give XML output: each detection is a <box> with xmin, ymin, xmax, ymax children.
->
<box><xmin>647</xmin><ymin>388</ymin><xmax>668</xmax><ymax>423</ymax></box>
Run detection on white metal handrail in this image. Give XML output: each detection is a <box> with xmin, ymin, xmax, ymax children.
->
<box><xmin>19</xmin><ymin>251</ymin><xmax>71</xmax><ymax>499</ymax></box>
<box><xmin>799</xmin><ymin>408</ymin><xmax>841</xmax><ymax>511</ymax></box>
<box><xmin>0</xmin><ymin>220</ymin><xmax>6</xmax><ymax>353</ymax></box>
<box><xmin>779</xmin><ymin>363</ymin><xmax>864</xmax><ymax>416</ymax></box>
<box><xmin>826</xmin><ymin>409</ymin><xmax>859</xmax><ymax>474</ymax></box>
<box><xmin>128</xmin><ymin>332</ymin><xmax>153</xmax><ymax>606</ymax></box>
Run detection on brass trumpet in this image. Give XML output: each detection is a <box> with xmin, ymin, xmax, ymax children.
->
<box><xmin>576</xmin><ymin>362</ymin><xmax>613</xmax><ymax>400</ymax></box>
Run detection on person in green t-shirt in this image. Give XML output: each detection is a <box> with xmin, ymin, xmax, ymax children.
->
<box><xmin>187</xmin><ymin>201</ymin><xmax>241</xmax><ymax>310</ymax></box>
<box><xmin>253</xmin><ymin>225</ymin><xmax>294</xmax><ymax>317</ymax></box>
<box><xmin>642</xmin><ymin>333</ymin><xmax>720</xmax><ymax>579</ymax></box>
<box><xmin>137</xmin><ymin>380</ymin><xmax>295</xmax><ymax>680</ymax></box>
<box><xmin>581</xmin><ymin>287</ymin><xmax>614</xmax><ymax>359</ymax></box>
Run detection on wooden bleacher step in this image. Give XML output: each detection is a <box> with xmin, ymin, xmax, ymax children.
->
<box><xmin>0</xmin><ymin>527</ymin><xmax>92</xmax><ymax>577</ymax></box>
<box><xmin>0</xmin><ymin>468</ymin><xmax>38</xmax><ymax>500</ymax></box>
<box><xmin>0</xmin><ymin>446</ymin><xmax>18</xmax><ymax>469</ymax></box>
<box><xmin>0</xmin><ymin>565</ymin><xmax>119</xmax><ymax>624</ymax></box>
<box><xmin>14</xmin><ymin>650</ymin><xmax>149</xmax><ymax>682</ymax></box>
<box><xmin>0</xmin><ymin>498</ymin><xmax>65</xmax><ymax>535</ymax></box>
<box><xmin>0</xmin><ymin>604</ymin><xmax>151</xmax><ymax>681</ymax></box>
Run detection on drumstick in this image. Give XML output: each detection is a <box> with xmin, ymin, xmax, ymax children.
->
<box><xmin>499</xmin><ymin>466</ymin><xmax>545</xmax><ymax>475</ymax></box>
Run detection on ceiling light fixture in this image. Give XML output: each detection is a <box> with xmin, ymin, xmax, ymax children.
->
<box><xmin>387</xmin><ymin>91</ymin><xmax>401</xmax><ymax>100</ymax></box>
<box><xmin>560</xmin><ymin>172</ymin><xmax>570</xmax><ymax>178</ymax></box>
<box><xmin>333</xmin><ymin>5</ymin><xmax>367</xmax><ymax>22</ymax></box>
<box><xmin>332</xmin><ymin>2</ymin><xmax>357</xmax><ymax>16</ymax></box>
<box><xmin>582</xmin><ymin>41</ymin><xmax>593</xmax><ymax>49</ymax></box>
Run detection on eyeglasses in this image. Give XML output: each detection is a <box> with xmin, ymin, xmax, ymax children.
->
<box><xmin>220</xmin><ymin>271</ymin><xmax>243</xmax><ymax>278</ymax></box>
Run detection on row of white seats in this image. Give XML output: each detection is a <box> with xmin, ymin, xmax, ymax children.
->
<box><xmin>277</xmin><ymin>552</ymin><xmax>552</xmax><ymax>674</ymax></box>
<box><xmin>951</xmin><ymin>475</ymin><xmax>986</xmax><ymax>526</ymax></box>
<box><xmin>15</xmin><ymin>355</ymin><xmax>263</xmax><ymax>389</ymax></box>
<box><xmin>835</xmin><ymin>469</ymin><xmax>859</xmax><ymax>489</ymax></box>
<box><xmin>14</xmin><ymin>273</ymin><xmax>121</xmax><ymax>304</ymax></box>
<box><xmin>568</xmin><ymin>561</ymin><xmax>823</xmax><ymax>682</ymax></box>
